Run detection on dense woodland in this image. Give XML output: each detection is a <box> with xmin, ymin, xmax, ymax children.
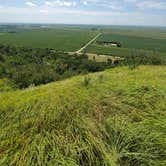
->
<box><xmin>0</xmin><ymin>44</ymin><xmax>165</xmax><ymax>89</ymax></box>
<box><xmin>0</xmin><ymin>45</ymin><xmax>112</xmax><ymax>89</ymax></box>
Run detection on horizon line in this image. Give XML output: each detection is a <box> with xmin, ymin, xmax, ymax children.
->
<box><xmin>0</xmin><ymin>22</ymin><xmax>166</xmax><ymax>28</ymax></box>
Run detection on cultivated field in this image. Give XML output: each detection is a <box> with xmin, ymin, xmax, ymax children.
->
<box><xmin>0</xmin><ymin>26</ymin><xmax>166</xmax><ymax>58</ymax></box>
<box><xmin>0</xmin><ymin>28</ymin><xmax>98</xmax><ymax>52</ymax></box>
<box><xmin>98</xmin><ymin>33</ymin><xmax>166</xmax><ymax>52</ymax></box>
<box><xmin>85</xmin><ymin>27</ymin><xmax>166</xmax><ymax>57</ymax></box>
<box><xmin>101</xmin><ymin>27</ymin><xmax>166</xmax><ymax>40</ymax></box>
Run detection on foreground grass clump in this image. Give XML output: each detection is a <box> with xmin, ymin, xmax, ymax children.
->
<box><xmin>0</xmin><ymin>66</ymin><xmax>166</xmax><ymax>166</ymax></box>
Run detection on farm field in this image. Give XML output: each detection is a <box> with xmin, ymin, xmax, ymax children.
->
<box><xmin>86</xmin><ymin>44</ymin><xmax>166</xmax><ymax>57</ymax></box>
<box><xmin>0</xmin><ymin>26</ymin><xmax>166</xmax><ymax>57</ymax></box>
<box><xmin>88</xmin><ymin>53</ymin><xmax>124</xmax><ymax>63</ymax></box>
<box><xmin>101</xmin><ymin>27</ymin><xmax>166</xmax><ymax>40</ymax></box>
<box><xmin>97</xmin><ymin>33</ymin><xmax>166</xmax><ymax>52</ymax></box>
<box><xmin>86</xmin><ymin>44</ymin><xmax>131</xmax><ymax>56</ymax></box>
<box><xmin>0</xmin><ymin>28</ymin><xmax>98</xmax><ymax>52</ymax></box>
<box><xmin>85</xmin><ymin>28</ymin><xmax>166</xmax><ymax>57</ymax></box>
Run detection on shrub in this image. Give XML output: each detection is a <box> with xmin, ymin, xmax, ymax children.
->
<box><xmin>82</xmin><ymin>75</ymin><xmax>91</xmax><ymax>87</ymax></box>
<box><xmin>12</xmin><ymin>64</ymin><xmax>60</xmax><ymax>89</ymax></box>
<box><xmin>98</xmin><ymin>74</ymin><xmax>104</xmax><ymax>82</ymax></box>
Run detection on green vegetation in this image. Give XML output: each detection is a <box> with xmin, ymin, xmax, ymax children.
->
<box><xmin>86</xmin><ymin>45</ymin><xmax>166</xmax><ymax>65</ymax></box>
<box><xmin>101</xmin><ymin>27</ymin><xmax>166</xmax><ymax>40</ymax></box>
<box><xmin>97</xmin><ymin>33</ymin><xmax>166</xmax><ymax>52</ymax></box>
<box><xmin>0</xmin><ymin>26</ymin><xmax>166</xmax><ymax>165</ymax></box>
<box><xmin>0</xmin><ymin>78</ymin><xmax>14</xmax><ymax>92</ymax></box>
<box><xmin>0</xmin><ymin>45</ymin><xmax>113</xmax><ymax>89</ymax></box>
<box><xmin>86</xmin><ymin>44</ymin><xmax>131</xmax><ymax>56</ymax></box>
<box><xmin>0</xmin><ymin>43</ymin><xmax>165</xmax><ymax>89</ymax></box>
<box><xmin>0</xmin><ymin>28</ymin><xmax>98</xmax><ymax>52</ymax></box>
<box><xmin>86</xmin><ymin>28</ymin><xmax>166</xmax><ymax>58</ymax></box>
<box><xmin>0</xmin><ymin>66</ymin><xmax>165</xmax><ymax>165</ymax></box>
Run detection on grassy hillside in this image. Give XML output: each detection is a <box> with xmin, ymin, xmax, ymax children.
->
<box><xmin>0</xmin><ymin>66</ymin><xmax>166</xmax><ymax>166</ymax></box>
<box><xmin>0</xmin><ymin>29</ymin><xmax>97</xmax><ymax>52</ymax></box>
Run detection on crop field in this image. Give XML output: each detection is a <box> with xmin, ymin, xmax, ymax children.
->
<box><xmin>1</xmin><ymin>27</ymin><xmax>166</xmax><ymax>56</ymax></box>
<box><xmin>101</xmin><ymin>27</ymin><xmax>166</xmax><ymax>40</ymax></box>
<box><xmin>0</xmin><ymin>28</ymin><xmax>98</xmax><ymax>52</ymax></box>
<box><xmin>86</xmin><ymin>28</ymin><xmax>166</xmax><ymax>57</ymax></box>
<box><xmin>0</xmin><ymin>33</ymin><xmax>6</xmax><ymax>36</ymax></box>
<box><xmin>88</xmin><ymin>53</ymin><xmax>124</xmax><ymax>63</ymax></box>
<box><xmin>97</xmin><ymin>33</ymin><xmax>166</xmax><ymax>52</ymax></box>
<box><xmin>86</xmin><ymin>44</ymin><xmax>131</xmax><ymax>56</ymax></box>
<box><xmin>86</xmin><ymin>44</ymin><xmax>166</xmax><ymax>57</ymax></box>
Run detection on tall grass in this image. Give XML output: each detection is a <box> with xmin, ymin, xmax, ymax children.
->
<box><xmin>0</xmin><ymin>66</ymin><xmax>166</xmax><ymax>165</ymax></box>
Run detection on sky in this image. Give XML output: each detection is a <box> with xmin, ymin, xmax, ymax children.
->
<box><xmin>0</xmin><ymin>0</ymin><xmax>166</xmax><ymax>26</ymax></box>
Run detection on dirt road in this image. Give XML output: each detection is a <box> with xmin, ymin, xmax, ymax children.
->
<box><xmin>76</xmin><ymin>33</ymin><xmax>101</xmax><ymax>54</ymax></box>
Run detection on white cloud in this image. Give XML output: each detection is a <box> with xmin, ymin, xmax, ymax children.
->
<box><xmin>0</xmin><ymin>6</ymin><xmax>165</xmax><ymax>26</ymax></box>
<box><xmin>44</xmin><ymin>0</ymin><xmax>77</xmax><ymax>7</ymax></box>
<box><xmin>63</xmin><ymin>1</ymin><xmax>76</xmax><ymax>7</ymax></box>
<box><xmin>82</xmin><ymin>1</ymin><xmax>88</xmax><ymax>5</ymax></box>
<box><xmin>123</xmin><ymin>0</ymin><xmax>166</xmax><ymax>10</ymax></box>
<box><xmin>25</xmin><ymin>1</ymin><xmax>37</xmax><ymax>7</ymax></box>
<box><xmin>39</xmin><ymin>9</ymin><xmax>49</xmax><ymax>14</ymax></box>
<box><xmin>137</xmin><ymin>1</ymin><xmax>166</xmax><ymax>10</ymax></box>
<box><xmin>80</xmin><ymin>0</ymin><xmax>123</xmax><ymax>10</ymax></box>
<box><xmin>0</xmin><ymin>1</ymin><xmax>166</xmax><ymax>26</ymax></box>
<box><xmin>45</xmin><ymin>1</ymin><xmax>54</xmax><ymax>7</ymax></box>
<box><xmin>108</xmin><ymin>4</ymin><xmax>122</xmax><ymax>10</ymax></box>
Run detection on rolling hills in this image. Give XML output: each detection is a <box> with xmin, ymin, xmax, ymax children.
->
<box><xmin>0</xmin><ymin>66</ymin><xmax>166</xmax><ymax>166</ymax></box>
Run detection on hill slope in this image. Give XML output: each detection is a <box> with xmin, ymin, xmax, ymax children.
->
<box><xmin>0</xmin><ymin>66</ymin><xmax>166</xmax><ymax>166</ymax></box>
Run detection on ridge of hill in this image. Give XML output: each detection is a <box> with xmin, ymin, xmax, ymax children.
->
<box><xmin>0</xmin><ymin>66</ymin><xmax>166</xmax><ymax>166</ymax></box>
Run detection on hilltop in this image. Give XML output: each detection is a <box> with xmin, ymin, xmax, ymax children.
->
<box><xmin>0</xmin><ymin>66</ymin><xmax>166</xmax><ymax>166</ymax></box>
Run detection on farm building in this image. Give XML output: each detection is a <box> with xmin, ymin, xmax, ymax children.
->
<box><xmin>97</xmin><ymin>41</ymin><xmax>121</xmax><ymax>47</ymax></box>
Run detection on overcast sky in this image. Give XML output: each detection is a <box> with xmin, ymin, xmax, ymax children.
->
<box><xmin>0</xmin><ymin>0</ymin><xmax>166</xmax><ymax>26</ymax></box>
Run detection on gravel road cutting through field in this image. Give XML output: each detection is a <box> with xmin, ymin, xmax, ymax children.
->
<box><xmin>76</xmin><ymin>33</ymin><xmax>101</xmax><ymax>54</ymax></box>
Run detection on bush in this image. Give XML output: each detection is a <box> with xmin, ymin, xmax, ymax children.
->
<box><xmin>12</xmin><ymin>65</ymin><xmax>60</xmax><ymax>88</ymax></box>
<box><xmin>125</xmin><ymin>49</ymin><xmax>166</xmax><ymax>69</ymax></box>
<box><xmin>98</xmin><ymin>74</ymin><xmax>104</xmax><ymax>82</ymax></box>
<box><xmin>82</xmin><ymin>75</ymin><xmax>91</xmax><ymax>87</ymax></box>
